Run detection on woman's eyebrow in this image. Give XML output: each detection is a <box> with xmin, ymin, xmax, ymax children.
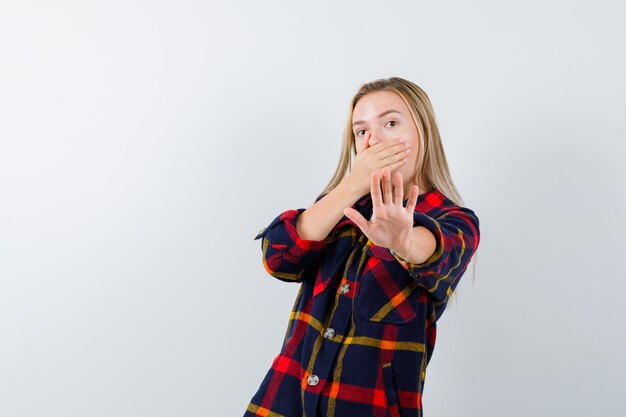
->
<box><xmin>352</xmin><ymin>109</ymin><xmax>402</xmax><ymax>127</ymax></box>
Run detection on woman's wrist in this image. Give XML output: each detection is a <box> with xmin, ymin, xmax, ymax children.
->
<box><xmin>339</xmin><ymin>177</ymin><xmax>366</xmax><ymax>202</ymax></box>
<box><xmin>390</xmin><ymin>234</ymin><xmax>415</xmax><ymax>265</ymax></box>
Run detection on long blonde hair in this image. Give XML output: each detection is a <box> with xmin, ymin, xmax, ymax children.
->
<box><xmin>316</xmin><ymin>77</ymin><xmax>478</xmax><ymax>305</ymax></box>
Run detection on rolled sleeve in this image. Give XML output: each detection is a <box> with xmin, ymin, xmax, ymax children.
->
<box><xmin>398</xmin><ymin>206</ymin><xmax>480</xmax><ymax>302</ymax></box>
<box><xmin>254</xmin><ymin>208</ymin><xmax>328</xmax><ymax>283</ymax></box>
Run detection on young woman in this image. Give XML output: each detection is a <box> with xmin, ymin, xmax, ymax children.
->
<box><xmin>244</xmin><ymin>77</ymin><xmax>480</xmax><ymax>417</ymax></box>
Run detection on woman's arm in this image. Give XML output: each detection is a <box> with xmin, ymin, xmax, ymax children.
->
<box><xmin>390</xmin><ymin>225</ymin><xmax>438</xmax><ymax>265</ymax></box>
<box><xmin>392</xmin><ymin>206</ymin><xmax>480</xmax><ymax>302</ymax></box>
<box><xmin>296</xmin><ymin>178</ymin><xmax>363</xmax><ymax>241</ymax></box>
<box><xmin>253</xmin><ymin>178</ymin><xmax>362</xmax><ymax>283</ymax></box>
<box><xmin>298</xmin><ymin>139</ymin><xmax>408</xmax><ymax>241</ymax></box>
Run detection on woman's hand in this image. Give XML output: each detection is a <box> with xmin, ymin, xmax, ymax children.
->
<box><xmin>343</xmin><ymin>167</ymin><xmax>419</xmax><ymax>254</ymax></box>
<box><xmin>343</xmin><ymin>138</ymin><xmax>410</xmax><ymax>197</ymax></box>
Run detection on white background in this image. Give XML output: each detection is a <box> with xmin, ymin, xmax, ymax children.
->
<box><xmin>1</xmin><ymin>1</ymin><xmax>625</xmax><ymax>416</ymax></box>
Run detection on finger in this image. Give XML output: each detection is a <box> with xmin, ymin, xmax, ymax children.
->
<box><xmin>382</xmin><ymin>145</ymin><xmax>410</xmax><ymax>168</ymax></box>
<box><xmin>382</xmin><ymin>167</ymin><xmax>393</xmax><ymax>205</ymax></box>
<box><xmin>381</xmin><ymin>138</ymin><xmax>408</xmax><ymax>157</ymax></box>
<box><xmin>393</xmin><ymin>172</ymin><xmax>403</xmax><ymax>206</ymax></box>
<box><xmin>370</xmin><ymin>170</ymin><xmax>383</xmax><ymax>209</ymax></box>
<box><xmin>386</xmin><ymin>155</ymin><xmax>409</xmax><ymax>172</ymax></box>
<box><xmin>343</xmin><ymin>207</ymin><xmax>369</xmax><ymax>235</ymax></box>
<box><xmin>406</xmin><ymin>184</ymin><xmax>419</xmax><ymax>214</ymax></box>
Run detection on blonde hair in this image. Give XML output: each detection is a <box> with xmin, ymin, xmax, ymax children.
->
<box><xmin>316</xmin><ymin>76</ymin><xmax>478</xmax><ymax>305</ymax></box>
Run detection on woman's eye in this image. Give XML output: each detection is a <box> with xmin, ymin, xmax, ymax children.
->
<box><xmin>386</xmin><ymin>120</ymin><xmax>397</xmax><ymax>127</ymax></box>
<box><xmin>355</xmin><ymin>129</ymin><xmax>365</xmax><ymax>136</ymax></box>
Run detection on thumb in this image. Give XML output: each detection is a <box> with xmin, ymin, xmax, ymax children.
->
<box><xmin>343</xmin><ymin>207</ymin><xmax>369</xmax><ymax>234</ymax></box>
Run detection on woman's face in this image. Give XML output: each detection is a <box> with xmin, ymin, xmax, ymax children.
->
<box><xmin>352</xmin><ymin>90</ymin><xmax>422</xmax><ymax>192</ymax></box>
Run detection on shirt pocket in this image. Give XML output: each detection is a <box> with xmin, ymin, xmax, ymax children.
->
<box><xmin>382</xmin><ymin>362</ymin><xmax>401</xmax><ymax>414</ymax></box>
<box><xmin>355</xmin><ymin>244</ymin><xmax>420</xmax><ymax>324</ymax></box>
<box><xmin>311</xmin><ymin>230</ymin><xmax>355</xmax><ymax>298</ymax></box>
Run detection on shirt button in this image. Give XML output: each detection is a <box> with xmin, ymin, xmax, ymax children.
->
<box><xmin>323</xmin><ymin>328</ymin><xmax>336</xmax><ymax>340</ymax></box>
<box><xmin>339</xmin><ymin>283</ymin><xmax>351</xmax><ymax>294</ymax></box>
<box><xmin>307</xmin><ymin>374</ymin><xmax>319</xmax><ymax>386</ymax></box>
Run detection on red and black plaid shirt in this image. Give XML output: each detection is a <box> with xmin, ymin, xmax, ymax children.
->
<box><xmin>244</xmin><ymin>189</ymin><xmax>480</xmax><ymax>417</ymax></box>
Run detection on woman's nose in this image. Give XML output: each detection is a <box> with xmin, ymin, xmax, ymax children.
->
<box><xmin>368</xmin><ymin>129</ymin><xmax>383</xmax><ymax>147</ymax></box>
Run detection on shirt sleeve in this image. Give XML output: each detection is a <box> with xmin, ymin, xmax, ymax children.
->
<box><xmin>253</xmin><ymin>208</ymin><xmax>328</xmax><ymax>283</ymax></box>
<box><xmin>394</xmin><ymin>205</ymin><xmax>480</xmax><ymax>302</ymax></box>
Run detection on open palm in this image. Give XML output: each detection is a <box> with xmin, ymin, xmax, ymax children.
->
<box><xmin>343</xmin><ymin>167</ymin><xmax>419</xmax><ymax>253</ymax></box>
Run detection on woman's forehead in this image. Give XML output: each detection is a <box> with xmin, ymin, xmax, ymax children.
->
<box><xmin>353</xmin><ymin>90</ymin><xmax>408</xmax><ymax>118</ymax></box>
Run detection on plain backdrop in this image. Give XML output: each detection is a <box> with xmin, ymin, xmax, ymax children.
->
<box><xmin>1</xmin><ymin>1</ymin><xmax>625</xmax><ymax>416</ymax></box>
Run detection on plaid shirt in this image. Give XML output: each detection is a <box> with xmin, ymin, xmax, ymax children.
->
<box><xmin>244</xmin><ymin>189</ymin><xmax>480</xmax><ymax>417</ymax></box>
